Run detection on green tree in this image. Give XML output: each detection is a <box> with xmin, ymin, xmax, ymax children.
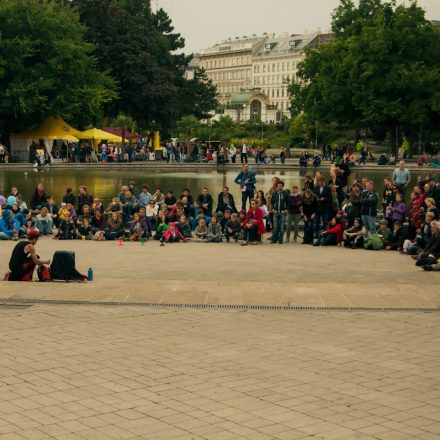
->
<box><xmin>112</xmin><ymin>113</ymin><xmax>136</xmax><ymax>147</ymax></box>
<box><xmin>288</xmin><ymin>114</ymin><xmax>314</xmax><ymax>143</ymax></box>
<box><xmin>176</xmin><ymin>115</ymin><xmax>200</xmax><ymax>140</ymax></box>
<box><xmin>290</xmin><ymin>0</ymin><xmax>440</xmax><ymax>154</ymax></box>
<box><xmin>0</xmin><ymin>0</ymin><xmax>117</xmax><ymax>141</ymax></box>
<box><xmin>73</xmin><ymin>0</ymin><xmax>218</xmax><ymax>131</ymax></box>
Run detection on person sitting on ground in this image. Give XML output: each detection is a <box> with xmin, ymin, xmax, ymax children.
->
<box><xmin>7</xmin><ymin>230</ymin><xmax>50</xmax><ymax>281</ymax></box>
<box><xmin>104</xmin><ymin>212</ymin><xmax>124</xmax><ymax>241</ymax></box>
<box><xmin>139</xmin><ymin>184</ymin><xmax>153</xmax><ymax>207</ymax></box>
<box><xmin>177</xmin><ymin>215</ymin><xmax>192</xmax><ymax>239</ymax></box>
<box><xmin>121</xmin><ymin>190</ymin><xmax>138</xmax><ymax>224</ymax></box>
<box><xmin>207</xmin><ymin>216</ymin><xmax>223</xmax><ymax>243</ymax></box>
<box><xmin>76</xmin><ymin>204</ymin><xmax>93</xmax><ymax>227</ymax></box>
<box><xmin>91</xmin><ymin>210</ymin><xmax>107</xmax><ymax>241</ymax></box>
<box><xmin>343</xmin><ymin>218</ymin><xmax>367</xmax><ymax>249</ymax></box>
<box><xmin>30</xmin><ymin>183</ymin><xmax>48</xmax><ymax>212</ymax></box>
<box><xmin>216</xmin><ymin>187</ymin><xmax>237</xmax><ymax>215</ymax></box>
<box><xmin>225</xmin><ymin>212</ymin><xmax>241</xmax><ymax>242</ymax></box>
<box><xmin>319</xmin><ymin>217</ymin><xmax>343</xmax><ymax>246</ymax></box>
<box><xmin>92</xmin><ymin>198</ymin><xmax>104</xmax><ymax>214</ymax></box>
<box><xmin>413</xmin><ymin>221</ymin><xmax>440</xmax><ymax>267</ymax></box>
<box><xmin>62</xmin><ymin>187</ymin><xmax>76</xmax><ymax>206</ymax></box>
<box><xmin>219</xmin><ymin>210</ymin><xmax>232</xmax><ymax>232</ymax></box>
<box><xmin>146</xmin><ymin>200</ymin><xmax>159</xmax><ymax>227</ymax></box>
<box><xmin>77</xmin><ymin>217</ymin><xmax>93</xmax><ymax>240</ymax></box>
<box><xmin>129</xmin><ymin>212</ymin><xmax>150</xmax><ymax>241</ymax></box>
<box><xmin>36</xmin><ymin>207</ymin><xmax>53</xmax><ymax>236</ymax></box>
<box><xmin>66</xmin><ymin>202</ymin><xmax>77</xmax><ymax>222</ymax></box>
<box><xmin>192</xmin><ymin>208</ymin><xmax>211</xmax><ymax>230</ymax></box>
<box><xmin>56</xmin><ymin>211</ymin><xmax>76</xmax><ymax>240</ymax></box>
<box><xmin>385</xmin><ymin>221</ymin><xmax>404</xmax><ymax>251</ymax></box>
<box><xmin>154</xmin><ymin>212</ymin><xmax>169</xmax><ymax>241</ymax></box>
<box><xmin>378</xmin><ymin>220</ymin><xmax>393</xmax><ymax>244</ymax></box>
<box><xmin>160</xmin><ymin>221</ymin><xmax>186</xmax><ymax>246</ymax></box>
<box><xmin>0</xmin><ymin>209</ymin><xmax>19</xmax><ymax>241</ymax></box>
<box><xmin>194</xmin><ymin>218</ymin><xmax>208</xmax><ymax>241</ymax></box>
<box><xmin>58</xmin><ymin>203</ymin><xmax>69</xmax><ymax>222</ymax></box>
<box><xmin>152</xmin><ymin>188</ymin><xmax>165</xmax><ymax>208</ymax></box>
<box><xmin>164</xmin><ymin>191</ymin><xmax>177</xmax><ymax>209</ymax></box>
<box><xmin>46</xmin><ymin>197</ymin><xmax>59</xmax><ymax>227</ymax></box>
<box><xmin>425</xmin><ymin>197</ymin><xmax>439</xmax><ymax>220</ymax></box>
<box><xmin>105</xmin><ymin>198</ymin><xmax>123</xmax><ymax>218</ymax></box>
<box><xmin>195</xmin><ymin>188</ymin><xmax>214</xmax><ymax>217</ymax></box>
<box><xmin>242</xmin><ymin>199</ymin><xmax>266</xmax><ymax>246</ymax></box>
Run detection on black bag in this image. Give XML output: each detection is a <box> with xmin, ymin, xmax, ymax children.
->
<box><xmin>51</xmin><ymin>251</ymin><xmax>85</xmax><ymax>281</ymax></box>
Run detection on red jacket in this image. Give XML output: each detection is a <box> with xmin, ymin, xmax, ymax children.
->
<box><xmin>245</xmin><ymin>207</ymin><xmax>266</xmax><ymax>235</ymax></box>
<box><xmin>326</xmin><ymin>222</ymin><xmax>343</xmax><ymax>244</ymax></box>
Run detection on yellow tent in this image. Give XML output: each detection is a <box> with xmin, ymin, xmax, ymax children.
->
<box><xmin>13</xmin><ymin>116</ymin><xmax>81</xmax><ymax>140</ymax></box>
<box><xmin>79</xmin><ymin>128</ymin><xmax>122</xmax><ymax>143</ymax></box>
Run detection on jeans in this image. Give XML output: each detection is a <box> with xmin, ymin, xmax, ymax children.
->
<box><xmin>36</xmin><ymin>218</ymin><xmax>53</xmax><ymax>235</ymax></box>
<box><xmin>286</xmin><ymin>213</ymin><xmax>301</xmax><ymax>241</ymax></box>
<box><xmin>241</xmin><ymin>191</ymin><xmax>252</xmax><ymax>210</ymax></box>
<box><xmin>272</xmin><ymin>213</ymin><xmax>286</xmax><ymax>243</ymax></box>
<box><xmin>240</xmin><ymin>153</ymin><xmax>248</xmax><ymax>163</ymax></box>
<box><xmin>361</xmin><ymin>215</ymin><xmax>376</xmax><ymax>233</ymax></box>
<box><xmin>314</xmin><ymin>210</ymin><xmax>329</xmax><ymax>236</ymax></box>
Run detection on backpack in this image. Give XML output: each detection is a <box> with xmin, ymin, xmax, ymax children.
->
<box><xmin>37</xmin><ymin>265</ymin><xmax>52</xmax><ymax>282</ymax></box>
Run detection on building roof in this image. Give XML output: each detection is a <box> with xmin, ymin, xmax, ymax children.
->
<box><xmin>199</xmin><ymin>36</ymin><xmax>267</xmax><ymax>56</ymax></box>
<box><xmin>230</xmin><ymin>88</ymin><xmax>266</xmax><ymax>105</ymax></box>
<box><xmin>253</xmin><ymin>33</ymin><xmax>318</xmax><ymax>60</ymax></box>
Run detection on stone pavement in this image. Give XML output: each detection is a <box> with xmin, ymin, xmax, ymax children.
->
<box><xmin>1</xmin><ymin>304</ymin><xmax>440</xmax><ymax>440</ymax></box>
<box><xmin>1</xmin><ymin>239</ymin><xmax>439</xmax><ymax>309</ymax></box>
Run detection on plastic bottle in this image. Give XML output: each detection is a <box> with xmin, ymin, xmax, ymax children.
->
<box><xmin>88</xmin><ymin>267</ymin><xmax>94</xmax><ymax>281</ymax></box>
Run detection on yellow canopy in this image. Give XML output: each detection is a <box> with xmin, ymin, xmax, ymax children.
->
<box><xmin>13</xmin><ymin>116</ymin><xmax>81</xmax><ymax>140</ymax></box>
<box><xmin>79</xmin><ymin>128</ymin><xmax>122</xmax><ymax>142</ymax></box>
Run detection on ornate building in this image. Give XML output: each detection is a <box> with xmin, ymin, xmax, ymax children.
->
<box><xmin>192</xmin><ymin>32</ymin><xmax>334</xmax><ymax>123</ymax></box>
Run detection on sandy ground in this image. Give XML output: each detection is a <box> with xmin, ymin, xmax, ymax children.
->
<box><xmin>0</xmin><ymin>237</ymin><xmax>438</xmax><ymax>308</ymax></box>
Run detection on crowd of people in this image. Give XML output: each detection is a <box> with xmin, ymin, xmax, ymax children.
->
<box><xmin>1</xmin><ymin>160</ymin><xmax>440</xmax><ymax>271</ymax></box>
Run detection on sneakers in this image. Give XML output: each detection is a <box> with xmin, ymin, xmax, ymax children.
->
<box><xmin>241</xmin><ymin>242</ymin><xmax>248</xmax><ymax>246</ymax></box>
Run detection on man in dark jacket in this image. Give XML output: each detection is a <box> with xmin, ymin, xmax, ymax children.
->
<box><xmin>270</xmin><ymin>181</ymin><xmax>289</xmax><ymax>244</ymax></box>
<box><xmin>195</xmin><ymin>188</ymin><xmax>213</xmax><ymax>217</ymax></box>
<box><xmin>361</xmin><ymin>181</ymin><xmax>379</xmax><ymax>233</ymax></box>
<box><xmin>77</xmin><ymin>186</ymin><xmax>93</xmax><ymax>215</ymax></box>
<box><xmin>313</xmin><ymin>177</ymin><xmax>331</xmax><ymax>237</ymax></box>
<box><xmin>216</xmin><ymin>187</ymin><xmax>237</xmax><ymax>214</ymax></box>
<box><xmin>30</xmin><ymin>183</ymin><xmax>49</xmax><ymax>212</ymax></box>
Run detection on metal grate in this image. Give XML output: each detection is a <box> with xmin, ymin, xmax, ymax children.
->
<box><xmin>1</xmin><ymin>299</ymin><xmax>439</xmax><ymax>313</ymax></box>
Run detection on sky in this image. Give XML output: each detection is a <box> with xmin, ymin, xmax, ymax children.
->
<box><xmin>156</xmin><ymin>0</ymin><xmax>440</xmax><ymax>53</ymax></box>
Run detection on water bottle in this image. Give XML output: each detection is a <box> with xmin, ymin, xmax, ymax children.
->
<box><xmin>88</xmin><ymin>267</ymin><xmax>94</xmax><ymax>281</ymax></box>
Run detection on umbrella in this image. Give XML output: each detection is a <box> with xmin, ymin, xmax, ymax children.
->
<box><xmin>79</xmin><ymin>128</ymin><xmax>122</xmax><ymax>142</ymax></box>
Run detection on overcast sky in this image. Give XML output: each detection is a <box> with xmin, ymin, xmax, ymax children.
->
<box><xmin>157</xmin><ymin>0</ymin><xmax>440</xmax><ymax>53</ymax></box>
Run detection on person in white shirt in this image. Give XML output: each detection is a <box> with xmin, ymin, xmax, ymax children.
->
<box><xmin>241</xmin><ymin>144</ymin><xmax>248</xmax><ymax>164</ymax></box>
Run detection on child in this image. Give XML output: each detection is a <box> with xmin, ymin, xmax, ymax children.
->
<box><xmin>225</xmin><ymin>213</ymin><xmax>241</xmax><ymax>242</ymax></box>
<box><xmin>129</xmin><ymin>212</ymin><xmax>150</xmax><ymax>241</ymax></box>
<box><xmin>319</xmin><ymin>217</ymin><xmax>343</xmax><ymax>246</ymax></box>
<box><xmin>77</xmin><ymin>217</ymin><xmax>93</xmax><ymax>240</ymax></box>
<box><xmin>177</xmin><ymin>215</ymin><xmax>192</xmax><ymax>238</ymax></box>
<box><xmin>194</xmin><ymin>218</ymin><xmax>208</xmax><ymax>240</ymax></box>
<box><xmin>58</xmin><ymin>203</ymin><xmax>69</xmax><ymax>221</ymax></box>
<box><xmin>154</xmin><ymin>212</ymin><xmax>169</xmax><ymax>241</ymax></box>
<box><xmin>207</xmin><ymin>216</ymin><xmax>223</xmax><ymax>243</ymax></box>
<box><xmin>56</xmin><ymin>212</ymin><xmax>76</xmax><ymax>240</ymax></box>
<box><xmin>161</xmin><ymin>222</ymin><xmax>186</xmax><ymax>246</ymax></box>
<box><xmin>219</xmin><ymin>210</ymin><xmax>231</xmax><ymax>232</ymax></box>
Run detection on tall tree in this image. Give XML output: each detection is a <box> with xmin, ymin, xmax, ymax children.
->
<box><xmin>289</xmin><ymin>0</ymin><xmax>440</xmax><ymax>154</ymax></box>
<box><xmin>73</xmin><ymin>0</ymin><xmax>217</xmax><ymax>130</ymax></box>
<box><xmin>0</xmin><ymin>0</ymin><xmax>117</xmax><ymax>142</ymax></box>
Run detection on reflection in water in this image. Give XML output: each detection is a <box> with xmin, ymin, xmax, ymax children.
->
<box><xmin>0</xmin><ymin>168</ymin><xmax>433</xmax><ymax>205</ymax></box>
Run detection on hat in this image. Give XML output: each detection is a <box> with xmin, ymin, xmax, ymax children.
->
<box><xmin>27</xmin><ymin>229</ymin><xmax>40</xmax><ymax>239</ymax></box>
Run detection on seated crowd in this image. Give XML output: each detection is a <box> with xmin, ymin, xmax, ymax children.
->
<box><xmin>1</xmin><ymin>165</ymin><xmax>440</xmax><ymax>270</ymax></box>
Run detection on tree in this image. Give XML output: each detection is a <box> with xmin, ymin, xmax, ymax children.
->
<box><xmin>176</xmin><ymin>115</ymin><xmax>200</xmax><ymax>140</ymax></box>
<box><xmin>0</xmin><ymin>0</ymin><xmax>117</xmax><ymax>142</ymax></box>
<box><xmin>290</xmin><ymin>0</ymin><xmax>440</xmax><ymax>154</ymax></box>
<box><xmin>288</xmin><ymin>114</ymin><xmax>314</xmax><ymax>144</ymax></box>
<box><xmin>73</xmin><ymin>0</ymin><xmax>218</xmax><ymax>130</ymax></box>
<box><xmin>112</xmin><ymin>113</ymin><xmax>136</xmax><ymax>147</ymax></box>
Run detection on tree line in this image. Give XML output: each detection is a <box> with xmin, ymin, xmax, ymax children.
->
<box><xmin>0</xmin><ymin>0</ymin><xmax>218</xmax><ymax>144</ymax></box>
<box><xmin>289</xmin><ymin>0</ymin><xmax>440</xmax><ymax>155</ymax></box>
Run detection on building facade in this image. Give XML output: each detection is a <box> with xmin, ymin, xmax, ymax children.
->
<box><xmin>192</xmin><ymin>32</ymin><xmax>333</xmax><ymax>123</ymax></box>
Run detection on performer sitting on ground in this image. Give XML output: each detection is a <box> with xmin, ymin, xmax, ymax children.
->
<box><xmin>7</xmin><ymin>230</ymin><xmax>50</xmax><ymax>281</ymax></box>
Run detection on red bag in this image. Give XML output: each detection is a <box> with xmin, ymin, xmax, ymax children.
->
<box><xmin>37</xmin><ymin>266</ymin><xmax>52</xmax><ymax>282</ymax></box>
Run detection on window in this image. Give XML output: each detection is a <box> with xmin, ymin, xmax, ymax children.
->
<box><xmin>277</xmin><ymin>89</ymin><xmax>280</xmax><ymax>97</ymax></box>
<box><xmin>277</xmin><ymin>63</ymin><xmax>280</xmax><ymax>71</ymax></box>
<box><xmin>282</xmin><ymin>62</ymin><xmax>285</xmax><ymax>71</ymax></box>
<box><xmin>263</xmin><ymin>64</ymin><xmax>266</xmax><ymax>73</ymax></box>
<box><xmin>281</xmin><ymin>102</ymin><xmax>284</xmax><ymax>110</ymax></box>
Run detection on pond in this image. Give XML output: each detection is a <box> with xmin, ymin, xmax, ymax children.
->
<box><xmin>0</xmin><ymin>167</ymin><xmax>434</xmax><ymax>206</ymax></box>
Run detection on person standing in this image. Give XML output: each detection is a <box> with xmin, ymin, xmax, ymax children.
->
<box><xmin>360</xmin><ymin>181</ymin><xmax>379</xmax><ymax>233</ymax></box>
<box><xmin>240</xmin><ymin>143</ymin><xmax>248</xmax><ymax>163</ymax></box>
<box><xmin>286</xmin><ymin>186</ymin><xmax>302</xmax><ymax>242</ymax></box>
<box><xmin>8</xmin><ymin>230</ymin><xmax>50</xmax><ymax>281</ymax></box>
<box><xmin>0</xmin><ymin>143</ymin><xmax>6</xmax><ymax>163</ymax></box>
<box><xmin>234</xmin><ymin>164</ymin><xmax>256</xmax><ymax>210</ymax></box>
<box><xmin>270</xmin><ymin>181</ymin><xmax>289</xmax><ymax>244</ymax></box>
<box><xmin>313</xmin><ymin>177</ymin><xmax>331</xmax><ymax>237</ymax></box>
<box><xmin>392</xmin><ymin>160</ymin><xmax>411</xmax><ymax>199</ymax></box>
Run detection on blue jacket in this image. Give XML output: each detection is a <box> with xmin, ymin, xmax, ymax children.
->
<box><xmin>234</xmin><ymin>171</ymin><xmax>256</xmax><ymax>194</ymax></box>
<box><xmin>0</xmin><ymin>215</ymin><xmax>19</xmax><ymax>236</ymax></box>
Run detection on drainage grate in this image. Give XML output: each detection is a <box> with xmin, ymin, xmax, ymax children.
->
<box><xmin>1</xmin><ymin>299</ymin><xmax>439</xmax><ymax>313</ymax></box>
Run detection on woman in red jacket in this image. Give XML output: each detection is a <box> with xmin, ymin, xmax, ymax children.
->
<box><xmin>319</xmin><ymin>217</ymin><xmax>343</xmax><ymax>246</ymax></box>
<box><xmin>241</xmin><ymin>199</ymin><xmax>266</xmax><ymax>246</ymax></box>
